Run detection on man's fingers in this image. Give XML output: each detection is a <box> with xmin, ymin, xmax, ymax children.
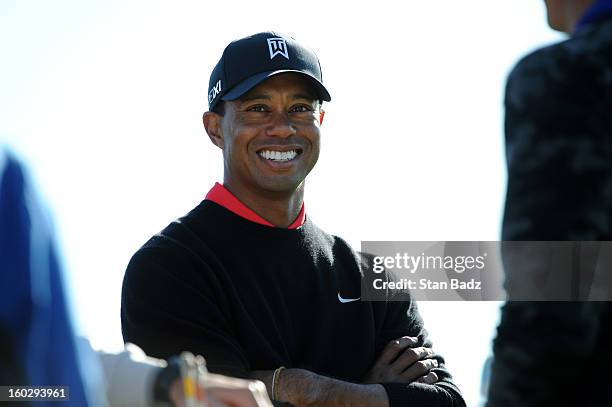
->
<box><xmin>400</xmin><ymin>357</ymin><xmax>438</xmax><ymax>382</ymax></box>
<box><xmin>389</xmin><ymin>347</ymin><xmax>432</xmax><ymax>374</ymax></box>
<box><xmin>206</xmin><ymin>373</ymin><xmax>258</xmax><ymax>389</ymax></box>
<box><xmin>205</xmin><ymin>394</ymin><xmax>228</xmax><ymax>407</ymax></box>
<box><xmin>208</xmin><ymin>383</ymin><xmax>273</xmax><ymax>407</ymax></box>
<box><xmin>416</xmin><ymin>371</ymin><xmax>439</xmax><ymax>385</ymax></box>
<box><xmin>377</xmin><ymin>336</ymin><xmax>418</xmax><ymax>366</ymax></box>
<box><xmin>205</xmin><ymin>376</ymin><xmax>273</xmax><ymax>407</ymax></box>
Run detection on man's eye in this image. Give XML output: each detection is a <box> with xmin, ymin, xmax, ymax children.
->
<box><xmin>247</xmin><ymin>105</ymin><xmax>268</xmax><ymax>112</ymax></box>
<box><xmin>290</xmin><ymin>105</ymin><xmax>314</xmax><ymax>113</ymax></box>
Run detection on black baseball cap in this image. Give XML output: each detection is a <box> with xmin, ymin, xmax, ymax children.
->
<box><xmin>207</xmin><ymin>31</ymin><xmax>331</xmax><ymax>110</ymax></box>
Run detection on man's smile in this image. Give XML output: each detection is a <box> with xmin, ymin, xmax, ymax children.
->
<box><xmin>256</xmin><ymin>146</ymin><xmax>304</xmax><ymax>167</ymax></box>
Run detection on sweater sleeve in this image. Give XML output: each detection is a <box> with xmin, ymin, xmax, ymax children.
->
<box><xmin>375</xmin><ymin>290</ymin><xmax>466</xmax><ymax>407</ymax></box>
<box><xmin>121</xmin><ymin>241</ymin><xmax>251</xmax><ymax>378</ymax></box>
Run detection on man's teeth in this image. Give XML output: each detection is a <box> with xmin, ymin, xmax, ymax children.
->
<box><xmin>259</xmin><ymin>150</ymin><xmax>298</xmax><ymax>161</ymax></box>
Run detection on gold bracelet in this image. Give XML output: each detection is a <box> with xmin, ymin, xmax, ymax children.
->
<box><xmin>271</xmin><ymin>366</ymin><xmax>285</xmax><ymax>401</ymax></box>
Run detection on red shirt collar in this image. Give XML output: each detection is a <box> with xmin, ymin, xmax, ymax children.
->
<box><xmin>205</xmin><ymin>183</ymin><xmax>306</xmax><ymax>229</ymax></box>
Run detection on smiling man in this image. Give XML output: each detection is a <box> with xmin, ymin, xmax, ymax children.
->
<box><xmin>121</xmin><ymin>32</ymin><xmax>465</xmax><ymax>407</ymax></box>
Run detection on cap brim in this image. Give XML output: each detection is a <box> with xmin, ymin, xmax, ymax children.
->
<box><xmin>222</xmin><ymin>70</ymin><xmax>331</xmax><ymax>103</ymax></box>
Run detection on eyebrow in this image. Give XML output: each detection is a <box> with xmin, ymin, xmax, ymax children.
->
<box><xmin>240</xmin><ymin>93</ymin><xmax>317</xmax><ymax>102</ymax></box>
<box><xmin>292</xmin><ymin>93</ymin><xmax>317</xmax><ymax>101</ymax></box>
<box><xmin>240</xmin><ymin>93</ymin><xmax>271</xmax><ymax>102</ymax></box>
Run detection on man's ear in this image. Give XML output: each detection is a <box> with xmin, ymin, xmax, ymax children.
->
<box><xmin>203</xmin><ymin>111</ymin><xmax>224</xmax><ymax>149</ymax></box>
<box><xmin>319</xmin><ymin>109</ymin><xmax>325</xmax><ymax>126</ymax></box>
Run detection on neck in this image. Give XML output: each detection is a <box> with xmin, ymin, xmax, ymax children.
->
<box><xmin>566</xmin><ymin>0</ymin><xmax>597</xmax><ymax>32</ymax></box>
<box><xmin>223</xmin><ymin>179</ymin><xmax>304</xmax><ymax>228</ymax></box>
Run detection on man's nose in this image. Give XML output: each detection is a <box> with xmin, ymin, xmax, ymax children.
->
<box><xmin>265</xmin><ymin>111</ymin><xmax>297</xmax><ymax>138</ymax></box>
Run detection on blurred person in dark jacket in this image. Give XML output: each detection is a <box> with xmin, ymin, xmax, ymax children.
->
<box><xmin>487</xmin><ymin>0</ymin><xmax>612</xmax><ymax>406</ymax></box>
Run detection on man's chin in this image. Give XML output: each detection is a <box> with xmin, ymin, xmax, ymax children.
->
<box><xmin>253</xmin><ymin>177</ymin><xmax>304</xmax><ymax>195</ymax></box>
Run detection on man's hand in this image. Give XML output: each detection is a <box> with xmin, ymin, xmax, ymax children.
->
<box><xmin>363</xmin><ymin>336</ymin><xmax>438</xmax><ymax>385</ymax></box>
<box><xmin>169</xmin><ymin>373</ymin><xmax>273</xmax><ymax>407</ymax></box>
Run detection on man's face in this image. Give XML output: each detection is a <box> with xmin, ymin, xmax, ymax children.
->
<box><xmin>544</xmin><ymin>0</ymin><xmax>594</xmax><ymax>32</ymax></box>
<box><xmin>544</xmin><ymin>0</ymin><xmax>569</xmax><ymax>31</ymax></box>
<box><xmin>205</xmin><ymin>73</ymin><xmax>322</xmax><ymax>196</ymax></box>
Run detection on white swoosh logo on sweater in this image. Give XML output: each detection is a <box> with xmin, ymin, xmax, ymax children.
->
<box><xmin>338</xmin><ymin>292</ymin><xmax>360</xmax><ymax>303</ymax></box>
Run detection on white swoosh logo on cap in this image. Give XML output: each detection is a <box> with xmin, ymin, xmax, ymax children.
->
<box><xmin>338</xmin><ymin>292</ymin><xmax>360</xmax><ymax>303</ymax></box>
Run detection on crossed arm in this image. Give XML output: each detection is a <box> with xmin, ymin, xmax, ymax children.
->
<box><xmin>250</xmin><ymin>336</ymin><xmax>440</xmax><ymax>407</ymax></box>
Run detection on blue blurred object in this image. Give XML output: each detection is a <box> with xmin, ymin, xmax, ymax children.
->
<box><xmin>576</xmin><ymin>0</ymin><xmax>612</xmax><ymax>31</ymax></box>
<box><xmin>0</xmin><ymin>148</ymin><xmax>89</xmax><ymax>406</ymax></box>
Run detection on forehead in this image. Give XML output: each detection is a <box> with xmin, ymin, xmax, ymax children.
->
<box><xmin>241</xmin><ymin>73</ymin><xmax>318</xmax><ymax>100</ymax></box>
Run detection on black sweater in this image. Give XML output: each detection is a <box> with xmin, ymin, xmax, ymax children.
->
<box><xmin>121</xmin><ymin>200</ymin><xmax>465</xmax><ymax>407</ymax></box>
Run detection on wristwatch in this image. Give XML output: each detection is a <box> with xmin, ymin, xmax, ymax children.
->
<box><xmin>153</xmin><ymin>356</ymin><xmax>182</xmax><ymax>406</ymax></box>
<box><xmin>153</xmin><ymin>352</ymin><xmax>208</xmax><ymax>407</ymax></box>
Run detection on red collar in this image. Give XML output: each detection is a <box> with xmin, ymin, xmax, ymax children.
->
<box><xmin>205</xmin><ymin>183</ymin><xmax>306</xmax><ymax>229</ymax></box>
